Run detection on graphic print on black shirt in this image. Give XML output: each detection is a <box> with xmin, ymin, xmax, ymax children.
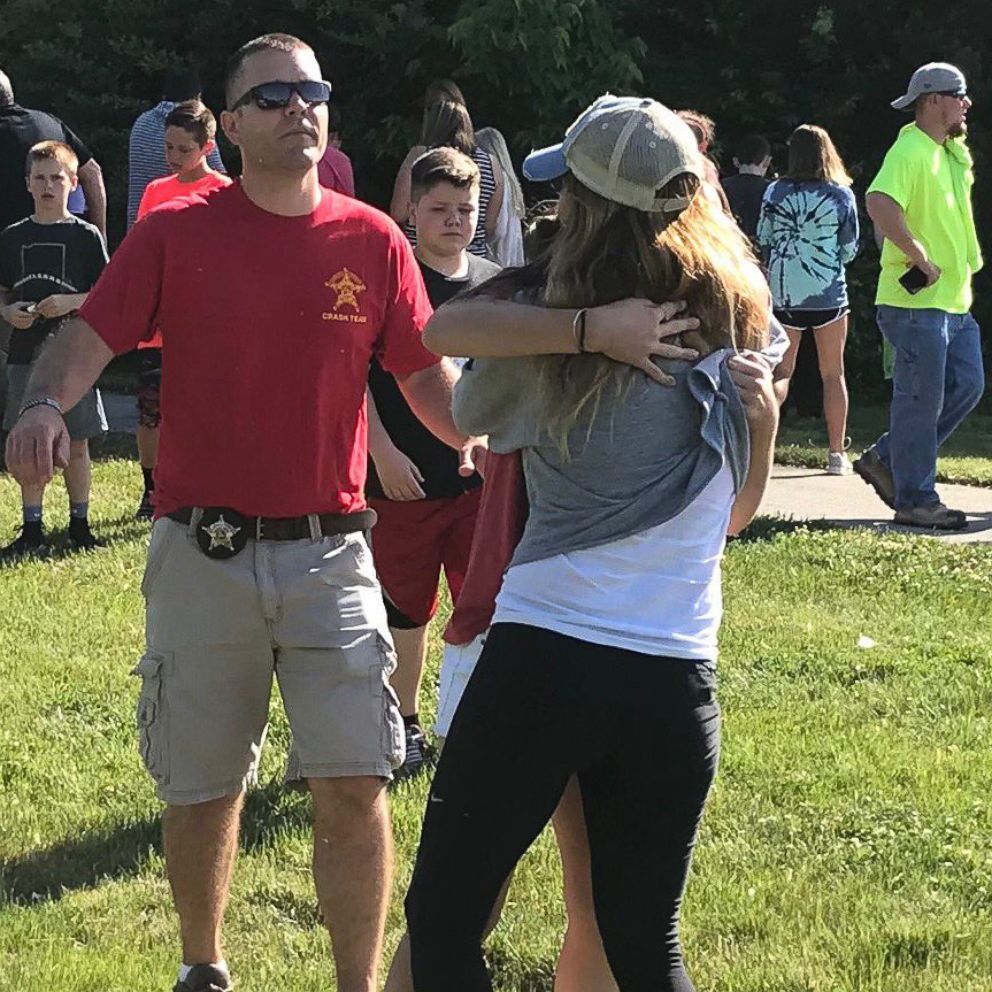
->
<box><xmin>367</xmin><ymin>253</ymin><xmax>501</xmax><ymax>500</ymax></box>
<box><xmin>0</xmin><ymin>216</ymin><xmax>107</xmax><ymax>364</ymax></box>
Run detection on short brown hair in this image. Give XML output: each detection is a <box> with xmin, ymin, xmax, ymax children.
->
<box><xmin>25</xmin><ymin>140</ymin><xmax>78</xmax><ymax>178</ymax></box>
<box><xmin>786</xmin><ymin>124</ymin><xmax>852</xmax><ymax>186</ymax></box>
<box><xmin>225</xmin><ymin>33</ymin><xmax>313</xmax><ymax>107</ymax></box>
<box><xmin>410</xmin><ymin>147</ymin><xmax>480</xmax><ymax>202</ymax></box>
<box><xmin>165</xmin><ymin>99</ymin><xmax>217</xmax><ymax>147</ymax></box>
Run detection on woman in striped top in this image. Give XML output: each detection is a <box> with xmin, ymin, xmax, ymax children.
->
<box><xmin>390</xmin><ymin>85</ymin><xmax>504</xmax><ymax>259</ymax></box>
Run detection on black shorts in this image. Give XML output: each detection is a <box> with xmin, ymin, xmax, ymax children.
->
<box><xmin>772</xmin><ymin>306</ymin><xmax>849</xmax><ymax>330</ymax></box>
<box><xmin>136</xmin><ymin>347</ymin><xmax>162</xmax><ymax>428</ymax></box>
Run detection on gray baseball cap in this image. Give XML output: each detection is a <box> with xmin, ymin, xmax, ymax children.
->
<box><xmin>523</xmin><ymin>94</ymin><xmax>704</xmax><ymax>213</ymax></box>
<box><xmin>891</xmin><ymin>62</ymin><xmax>967</xmax><ymax>110</ymax></box>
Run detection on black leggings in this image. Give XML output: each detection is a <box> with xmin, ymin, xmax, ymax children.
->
<box><xmin>405</xmin><ymin>622</ymin><xmax>722</xmax><ymax>991</ymax></box>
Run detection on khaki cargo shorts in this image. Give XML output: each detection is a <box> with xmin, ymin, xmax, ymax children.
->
<box><xmin>133</xmin><ymin>517</ymin><xmax>406</xmax><ymax>805</ymax></box>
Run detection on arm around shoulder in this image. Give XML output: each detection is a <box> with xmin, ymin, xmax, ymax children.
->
<box><xmin>423</xmin><ymin>297</ymin><xmax>578</xmax><ymax>358</ymax></box>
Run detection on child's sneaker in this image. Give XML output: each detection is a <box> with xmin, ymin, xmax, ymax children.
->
<box><xmin>136</xmin><ymin>490</ymin><xmax>155</xmax><ymax>520</ymax></box>
<box><xmin>827</xmin><ymin>451</ymin><xmax>853</xmax><ymax>476</ymax></box>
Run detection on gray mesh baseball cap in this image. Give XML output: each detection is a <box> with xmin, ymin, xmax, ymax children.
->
<box><xmin>891</xmin><ymin>62</ymin><xmax>967</xmax><ymax>110</ymax></box>
<box><xmin>523</xmin><ymin>94</ymin><xmax>704</xmax><ymax>213</ymax></box>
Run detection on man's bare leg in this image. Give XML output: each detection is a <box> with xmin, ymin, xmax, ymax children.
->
<box><xmin>310</xmin><ymin>776</ymin><xmax>392</xmax><ymax>992</ymax></box>
<box><xmin>64</xmin><ymin>439</ymin><xmax>91</xmax><ymax>502</ymax></box>
<box><xmin>389</xmin><ymin>624</ymin><xmax>429</xmax><ymax>719</ymax></box>
<box><xmin>164</xmin><ymin>793</ymin><xmax>243</xmax><ymax>966</ymax></box>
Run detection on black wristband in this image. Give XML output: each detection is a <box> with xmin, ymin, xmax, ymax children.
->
<box><xmin>572</xmin><ymin>308</ymin><xmax>589</xmax><ymax>353</ymax></box>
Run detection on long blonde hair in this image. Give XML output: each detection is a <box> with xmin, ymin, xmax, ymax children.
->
<box><xmin>476</xmin><ymin>127</ymin><xmax>525</xmax><ymax>218</ymax></box>
<box><xmin>534</xmin><ymin>174</ymin><xmax>769</xmax><ymax>446</ymax></box>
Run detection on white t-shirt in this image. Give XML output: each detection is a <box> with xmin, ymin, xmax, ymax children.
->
<box><xmin>493</xmin><ymin>464</ymin><xmax>734</xmax><ymax>659</ymax></box>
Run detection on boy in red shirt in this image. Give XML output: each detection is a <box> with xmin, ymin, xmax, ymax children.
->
<box><xmin>134</xmin><ymin>100</ymin><xmax>231</xmax><ymax>519</ymax></box>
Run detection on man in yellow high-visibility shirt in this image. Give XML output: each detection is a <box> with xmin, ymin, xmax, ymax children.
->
<box><xmin>857</xmin><ymin>62</ymin><xmax>984</xmax><ymax>530</ymax></box>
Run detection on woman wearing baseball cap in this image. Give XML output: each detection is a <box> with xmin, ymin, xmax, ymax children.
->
<box><xmin>404</xmin><ymin>95</ymin><xmax>779</xmax><ymax>991</ymax></box>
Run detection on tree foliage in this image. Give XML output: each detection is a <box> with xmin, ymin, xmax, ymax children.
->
<box><xmin>1</xmin><ymin>0</ymin><xmax>989</xmax><ymax>391</ymax></box>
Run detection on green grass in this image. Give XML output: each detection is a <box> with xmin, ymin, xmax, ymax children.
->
<box><xmin>776</xmin><ymin>404</ymin><xmax>992</xmax><ymax>487</ymax></box>
<box><xmin>1</xmin><ymin>458</ymin><xmax>991</xmax><ymax>991</ymax></box>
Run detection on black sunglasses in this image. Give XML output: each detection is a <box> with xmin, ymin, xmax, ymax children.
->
<box><xmin>231</xmin><ymin>79</ymin><xmax>332</xmax><ymax>111</ymax></box>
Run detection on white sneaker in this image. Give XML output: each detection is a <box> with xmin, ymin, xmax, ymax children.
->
<box><xmin>827</xmin><ymin>451</ymin><xmax>853</xmax><ymax>475</ymax></box>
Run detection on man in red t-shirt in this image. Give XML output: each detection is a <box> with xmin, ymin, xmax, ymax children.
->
<box><xmin>6</xmin><ymin>32</ymin><xmax>483</xmax><ymax>992</ymax></box>
<box><xmin>133</xmin><ymin>98</ymin><xmax>232</xmax><ymax>520</ymax></box>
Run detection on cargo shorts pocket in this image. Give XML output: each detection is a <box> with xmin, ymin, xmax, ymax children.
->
<box><xmin>140</xmin><ymin>522</ymin><xmax>179</xmax><ymax>599</ymax></box>
<box><xmin>132</xmin><ymin>651</ymin><xmax>171</xmax><ymax>786</ymax></box>
<box><xmin>373</xmin><ymin>634</ymin><xmax>405</xmax><ymax>770</ymax></box>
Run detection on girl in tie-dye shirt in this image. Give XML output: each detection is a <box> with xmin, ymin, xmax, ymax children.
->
<box><xmin>757</xmin><ymin>124</ymin><xmax>859</xmax><ymax>475</ymax></box>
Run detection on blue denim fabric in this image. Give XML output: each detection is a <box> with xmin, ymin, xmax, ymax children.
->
<box><xmin>874</xmin><ymin>306</ymin><xmax>985</xmax><ymax>508</ymax></box>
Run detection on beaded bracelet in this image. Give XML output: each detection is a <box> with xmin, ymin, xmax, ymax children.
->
<box><xmin>18</xmin><ymin>396</ymin><xmax>64</xmax><ymax>420</ymax></box>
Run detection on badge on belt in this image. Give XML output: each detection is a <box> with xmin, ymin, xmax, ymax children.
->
<box><xmin>196</xmin><ymin>507</ymin><xmax>249</xmax><ymax>559</ymax></box>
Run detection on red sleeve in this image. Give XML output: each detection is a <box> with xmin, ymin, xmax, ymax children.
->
<box><xmin>376</xmin><ymin>222</ymin><xmax>437</xmax><ymax>379</ymax></box>
<box><xmin>79</xmin><ymin>212</ymin><xmax>166</xmax><ymax>354</ymax></box>
<box><xmin>443</xmin><ymin>451</ymin><xmax>528</xmax><ymax>645</ymax></box>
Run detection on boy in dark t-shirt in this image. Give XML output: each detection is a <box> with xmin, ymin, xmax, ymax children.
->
<box><xmin>367</xmin><ymin>147</ymin><xmax>500</xmax><ymax>776</ymax></box>
<box><xmin>0</xmin><ymin>141</ymin><xmax>107</xmax><ymax>557</ymax></box>
<box><xmin>722</xmin><ymin>133</ymin><xmax>772</xmax><ymax>245</ymax></box>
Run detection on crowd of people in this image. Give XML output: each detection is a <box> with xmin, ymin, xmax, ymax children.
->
<box><xmin>0</xmin><ymin>31</ymin><xmax>984</xmax><ymax>992</ymax></box>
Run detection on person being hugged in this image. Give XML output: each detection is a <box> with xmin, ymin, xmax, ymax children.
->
<box><xmin>403</xmin><ymin>94</ymin><xmax>779</xmax><ymax>991</ymax></box>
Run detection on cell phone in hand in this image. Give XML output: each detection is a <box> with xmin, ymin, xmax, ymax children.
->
<box><xmin>899</xmin><ymin>266</ymin><xmax>929</xmax><ymax>294</ymax></box>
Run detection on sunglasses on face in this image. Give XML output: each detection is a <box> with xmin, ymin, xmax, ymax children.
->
<box><xmin>936</xmin><ymin>90</ymin><xmax>968</xmax><ymax>101</ymax></box>
<box><xmin>231</xmin><ymin>79</ymin><xmax>332</xmax><ymax>111</ymax></box>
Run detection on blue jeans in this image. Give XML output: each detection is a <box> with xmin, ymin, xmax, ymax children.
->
<box><xmin>874</xmin><ymin>306</ymin><xmax>985</xmax><ymax>509</ymax></box>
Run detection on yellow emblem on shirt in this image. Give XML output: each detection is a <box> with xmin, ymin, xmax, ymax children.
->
<box><xmin>323</xmin><ymin>268</ymin><xmax>369</xmax><ymax>323</ymax></box>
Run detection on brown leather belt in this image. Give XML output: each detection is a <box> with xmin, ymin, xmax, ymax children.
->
<box><xmin>167</xmin><ymin>506</ymin><xmax>376</xmax><ymax>541</ymax></box>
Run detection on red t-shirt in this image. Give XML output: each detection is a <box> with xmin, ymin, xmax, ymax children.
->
<box><xmin>81</xmin><ymin>182</ymin><xmax>436</xmax><ymax>518</ymax></box>
<box><xmin>137</xmin><ymin>171</ymin><xmax>233</xmax><ymax>221</ymax></box>
<box><xmin>443</xmin><ymin>451</ymin><xmax>528</xmax><ymax>646</ymax></box>
<box><xmin>136</xmin><ymin>171</ymin><xmax>233</xmax><ymax>349</ymax></box>
<box><xmin>317</xmin><ymin>146</ymin><xmax>355</xmax><ymax>198</ymax></box>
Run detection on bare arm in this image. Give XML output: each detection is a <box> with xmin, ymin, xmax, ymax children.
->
<box><xmin>397</xmin><ymin>358</ymin><xmax>485</xmax><ymax>476</ymax></box>
<box><xmin>865</xmin><ymin>191</ymin><xmax>939</xmax><ymax>284</ymax></box>
<box><xmin>4</xmin><ymin>318</ymin><xmax>114</xmax><ymax>486</ymax></box>
<box><xmin>366</xmin><ymin>385</ymin><xmax>425</xmax><ymax>501</ymax></box>
<box><xmin>36</xmin><ymin>292</ymin><xmax>89</xmax><ymax>319</ymax></box>
<box><xmin>389</xmin><ymin>147</ymin><xmax>424</xmax><ymax>225</ymax></box>
<box><xmin>77</xmin><ymin>159</ymin><xmax>107</xmax><ymax>241</ymax></box>
<box><xmin>0</xmin><ymin>284</ymin><xmax>36</xmax><ymax>329</ymax></box>
<box><xmin>726</xmin><ymin>353</ymin><xmax>779</xmax><ymax>536</ymax></box>
<box><xmin>423</xmin><ymin>297</ymin><xmax>702</xmax><ymax>386</ymax></box>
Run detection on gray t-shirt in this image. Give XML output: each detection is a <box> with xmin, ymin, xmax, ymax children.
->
<box><xmin>453</xmin><ymin>347</ymin><xmax>750</xmax><ymax>566</ymax></box>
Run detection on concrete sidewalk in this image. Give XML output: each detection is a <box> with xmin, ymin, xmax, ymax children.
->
<box><xmin>760</xmin><ymin>465</ymin><xmax>992</xmax><ymax>544</ymax></box>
